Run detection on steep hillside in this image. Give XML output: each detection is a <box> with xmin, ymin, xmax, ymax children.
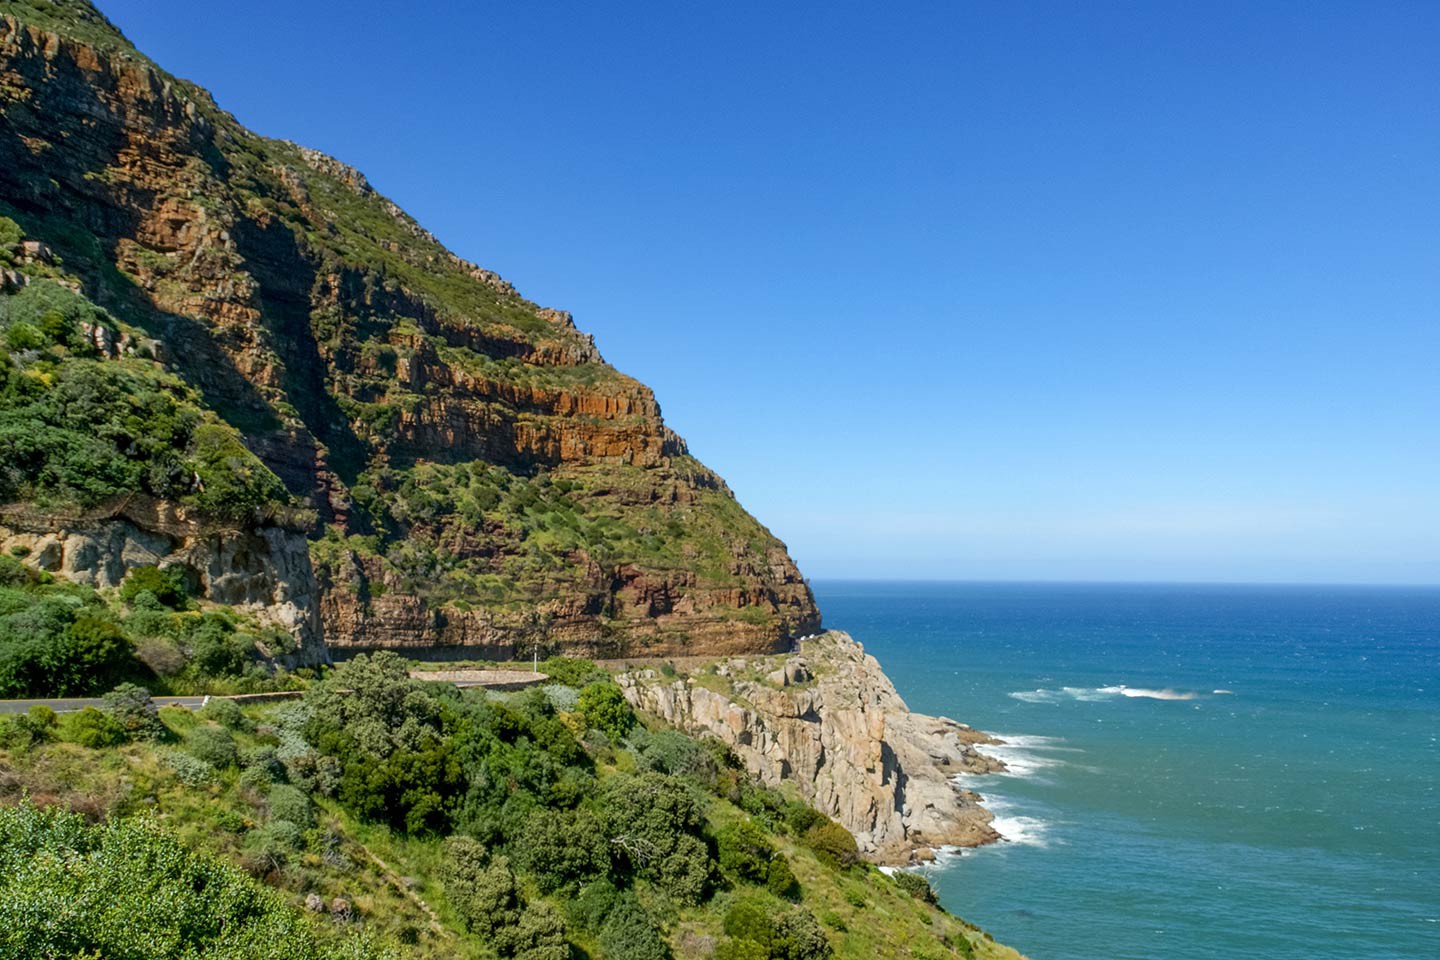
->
<box><xmin>0</xmin><ymin>0</ymin><xmax>819</xmax><ymax>661</ymax></box>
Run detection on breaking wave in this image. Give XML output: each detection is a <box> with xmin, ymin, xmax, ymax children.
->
<box><xmin>1009</xmin><ymin>684</ymin><xmax>1208</xmax><ymax>703</ymax></box>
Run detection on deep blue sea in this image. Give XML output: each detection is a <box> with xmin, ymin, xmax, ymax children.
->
<box><xmin>812</xmin><ymin>581</ymin><xmax>1440</xmax><ymax>960</ymax></box>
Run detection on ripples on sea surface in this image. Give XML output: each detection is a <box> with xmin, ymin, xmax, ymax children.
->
<box><xmin>813</xmin><ymin>581</ymin><xmax>1440</xmax><ymax>960</ymax></box>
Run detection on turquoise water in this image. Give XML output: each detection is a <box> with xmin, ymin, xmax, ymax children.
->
<box><xmin>813</xmin><ymin>582</ymin><xmax>1440</xmax><ymax>960</ymax></box>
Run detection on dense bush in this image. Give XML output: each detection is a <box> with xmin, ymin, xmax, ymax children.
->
<box><xmin>0</xmin><ymin>586</ymin><xmax>139</xmax><ymax>697</ymax></box>
<box><xmin>0</xmin><ymin>802</ymin><xmax>388</xmax><ymax>959</ymax></box>
<box><xmin>103</xmin><ymin>683</ymin><xmax>168</xmax><ymax>741</ymax></box>
<box><xmin>0</xmin><ymin>281</ymin><xmax>291</xmax><ymax>520</ymax></box>
<box><xmin>721</xmin><ymin>896</ymin><xmax>833</xmax><ymax>960</ymax></box>
<box><xmin>892</xmin><ymin>870</ymin><xmax>939</xmax><ymax>905</ymax></box>
<box><xmin>56</xmin><ymin>706</ymin><xmax>125</xmax><ymax>748</ymax></box>
<box><xmin>599</xmin><ymin>895</ymin><xmax>671</xmax><ymax>960</ymax></box>
<box><xmin>514</xmin><ymin>807</ymin><xmax>608</xmax><ymax>893</ymax></box>
<box><xmin>599</xmin><ymin>772</ymin><xmax>714</xmax><ymax>903</ymax></box>
<box><xmin>186</xmin><ymin>724</ymin><xmax>239</xmax><ymax>768</ymax></box>
<box><xmin>804</xmin><ymin>821</ymin><xmax>860</xmax><ymax>869</ymax></box>
<box><xmin>119</xmin><ymin>564</ymin><xmax>190</xmax><ymax>608</ymax></box>
<box><xmin>198</xmin><ymin>696</ymin><xmax>252</xmax><ymax>731</ymax></box>
<box><xmin>717</xmin><ymin>818</ymin><xmax>777</xmax><ymax>884</ymax></box>
<box><xmin>576</xmin><ymin>680</ymin><xmax>634</xmax><ymax>740</ymax></box>
<box><xmin>267</xmin><ymin>784</ymin><xmax>315</xmax><ymax>830</ymax></box>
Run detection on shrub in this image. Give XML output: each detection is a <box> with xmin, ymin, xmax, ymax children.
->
<box><xmin>57</xmin><ymin>707</ymin><xmax>125</xmax><ymax>748</ymax></box>
<box><xmin>162</xmin><ymin>750</ymin><xmax>215</xmax><ymax>786</ymax></box>
<box><xmin>723</xmin><ymin>896</ymin><xmax>775</xmax><ymax>950</ymax></box>
<box><xmin>766</xmin><ymin>855</ymin><xmax>800</xmax><ymax>899</ymax></box>
<box><xmin>119</xmin><ymin>565</ymin><xmax>188</xmax><ymax>608</ymax></box>
<box><xmin>599</xmin><ymin>896</ymin><xmax>670</xmax><ymax>960</ymax></box>
<box><xmin>197</xmin><ymin>697</ymin><xmax>251</xmax><ymax>731</ymax></box>
<box><xmin>783</xmin><ymin>801</ymin><xmax>827</xmax><ymax>835</ymax></box>
<box><xmin>804</xmin><ymin>821</ymin><xmax>859</xmax><ymax>869</ymax></box>
<box><xmin>494</xmin><ymin>901</ymin><xmax>570</xmax><ymax>960</ymax></box>
<box><xmin>0</xmin><ymin>802</ymin><xmax>386</xmax><ymax>959</ymax></box>
<box><xmin>244</xmin><ymin>818</ymin><xmax>304</xmax><ymax>873</ymax></box>
<box><xmin>0</xmin><ymin>705</ymin><xmax>55</xmax><ymax>750</ymax></box>
<box><xmin>186</xmin><ymin>725</ymin><xmax>238</xmax><ymax>768</ymax></box>
<box><xmin>717</xmin><ymin>819</ymin><xmax>776</xmax><ymax>884</ymax></box>
<box><xmin>514</xmin><ymin>807</ymin><xmax>608</xmax><ymax>893</ymax></box>
<box><xmin>600</xmin><ymin>772</ymin><xmax>714</xmax><ymax>903</ymax></box>
<box><xmin>576</xmin><ymin>681</ymin><xmax>635</xmax><ymax>740</ymax></box>
<box><xmin>893</xmin><ymin>869</ymin><xmax>939</xmax><ymax>905</ymax></box>
<box><xmin>102</xmin><ymin>683</ymin><xmax>168</xmax><ymax>741</ymax></box>
<box><xmin>537</xmin><ymin>656</ymin><xmax>603</xmax><ymax>688</ymax></box>
<box><xmin>267</xmin><ymin>784</ymin><xmax>315</xmax><ymax>829</ymax></box>
<box><xmin>569</xmin><ymin>879</ymin><xmax>619</xmax><ymax>932</ymax></box>
<box><xmin>772</xmin><ymin>908</ymin><xmax>833</xmax><ymax>960</ymax></box>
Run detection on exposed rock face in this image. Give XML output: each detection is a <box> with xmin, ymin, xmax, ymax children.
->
<box><xmin>618</xmin><ymin>631</ymin><xmax>1004</xmax><ymax>863</ymax></box>
<box><xmin>0</xmin><ymin>3</ymin><xmax>820</xmax><ymax>657</ymax></box>
<box><xmin>0</xmin><ymin>498</ymin><xmax>328</xmax><ymax>667</ymax></box>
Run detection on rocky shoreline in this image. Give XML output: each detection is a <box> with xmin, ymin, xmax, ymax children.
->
<box><xmin>618</xmin><ymin>630</ymin><xmax>1008</xmax><ymax>864</ymax></box>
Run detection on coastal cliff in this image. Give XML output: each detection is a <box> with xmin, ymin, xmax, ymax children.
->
<box><xmin>619</xmin><ymin>630</ymin><xmax>1005</xmax><ymax>863</ymax></box>
<box><xmin>0</xmin><ymin>1</ymin><xmax>819</xmax><ymax>658</ymax></box>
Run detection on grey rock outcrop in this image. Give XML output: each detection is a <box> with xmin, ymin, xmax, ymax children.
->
<box><xmin>618</xmin><ymin>630</ymin><xmax>1004</xmax><ymax>864</ymax></box>
<box><xmin>0</xmin><ymin>497</ymin><xmax>328</xmax><ymax>667</ymax></box>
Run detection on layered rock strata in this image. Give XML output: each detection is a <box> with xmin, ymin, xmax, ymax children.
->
<box><xmin>0</xmin><ymin>3</ymin><xmax>819</xmax><ymax>657</ymax></box>
<box><xmin>618</xmin><ymin>630</ymin><xmax>1005</xmax><ymax>864</ymax></box>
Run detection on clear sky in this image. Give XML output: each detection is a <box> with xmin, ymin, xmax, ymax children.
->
<box><xmin>99</xmin><ymin>1</ymin><xmax>1438</xmax><ymax>584</ymax></box>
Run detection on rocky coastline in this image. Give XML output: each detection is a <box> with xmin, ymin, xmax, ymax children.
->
<box><xmin>618</xmin><ymin>630</ymin><xmax>1008</xmax><ymax>865</ymax></box>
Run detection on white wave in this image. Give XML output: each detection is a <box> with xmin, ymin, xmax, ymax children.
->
<box><xmin>1009</xmin><ymin>684</ymin><xmax>1205</xmax><ymax>703</ymax></box>
<box><xmin>985</xmin><ymin>796</ymin><xmax>1052</xmax><ymax>847</ymax></box>
<box><xmin>959</xmin><ymin>731</ymin><xmax>1076</xmax><ymax>781</ymax></box>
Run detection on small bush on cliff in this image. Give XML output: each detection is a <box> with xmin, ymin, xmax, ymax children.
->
<box><xmin>119</xmin><ymin>565</ymin><xmax>190</xmax><ymax>608</ymax></box>
<box><xmin>804</xmin><ymin>821</ymin><xmax>860</xmax><ymax>870</ymax></box>
<box><xmin>892</xmin><ymin>870</ymin><xmax>940</xmax><ymax>905</ymax></box>
<box><xmin>717</xmin><ymin>818</ymin><xmax>776</xmax><ymax>884</ymax></box>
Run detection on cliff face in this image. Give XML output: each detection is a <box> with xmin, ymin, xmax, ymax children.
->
<box><xmin>0</xmin><ymin>497</ymin><xmax>327</xmax><ymax>666</ymax></box>
<box><xmin>0</xmin><ymin>3</ymin><xmax>819</xmax><ymax>657</ymax></box>
<box><xmin>618</xmin><ymin>631</ymin><xmax>1004</xmax><ymax>864</ymax></box>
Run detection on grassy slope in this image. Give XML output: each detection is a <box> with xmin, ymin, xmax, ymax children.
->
<box><xmin>0</xmin><ymin>696</ymin><xmax>1025</xmax><ymax>960</ymax></box>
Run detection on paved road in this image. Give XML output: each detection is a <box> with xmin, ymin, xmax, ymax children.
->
<box><xmin>0</xmin><ymin>695</ymin><xmax>208</xmax><ymax>714</ymax></box>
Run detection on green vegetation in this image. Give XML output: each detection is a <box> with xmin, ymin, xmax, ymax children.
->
<box><xmin>0</xmin><ymin>801</ymin><xmax>388</xmax><ymax>960</ymax></box>
<box><xmin>0</xmin><ymin>653</ymin><xmax>1020</xmax><ymax>960</ymax></box>
<box><xmin>0</xmin><ymin>276</ymin><xmax>291</xmax><ymax>519</ymax></box>
<box><xmin>0</xmin><ymin>555</ymin><xmax>307</xmax><ymax>698</ymax></box>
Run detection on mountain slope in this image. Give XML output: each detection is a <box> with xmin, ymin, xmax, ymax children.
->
<box><xmin>0</xmin><ymin>0</ymin><xmax>819</xmax><ymax>659</ymax></box>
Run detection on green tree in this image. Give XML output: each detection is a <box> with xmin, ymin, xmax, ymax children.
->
<box><xmin>599</xmin><ymin>772</ymin><xmax>714</xmax><ymax>903</ymax></box>
<box><xmin>514</xmin><ymin>807</ymin><xmax>609</xmax><ymax>893</ymax></box>
<box><xmin>576</xmin><ymin>680</ymin><xmax>635</xmax><ymax>740</ymax></box>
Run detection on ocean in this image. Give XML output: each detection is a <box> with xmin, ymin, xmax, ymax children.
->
<box><xmin>812</xmin><ymin>581</ymin><xmax>1440</xmax><ymax>960</ymax></box>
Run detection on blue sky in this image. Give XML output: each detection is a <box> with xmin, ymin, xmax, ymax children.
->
<box><xmin>101</xmin><ymin>1</ymin><xmax>1438</xmax><ymax>583</ymax></box>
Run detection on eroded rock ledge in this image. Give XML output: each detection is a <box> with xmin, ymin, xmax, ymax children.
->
<box><xmin>617</xmin><ymin>630</ymin><xmax>1005</xmax><ymax>864</ymax></box>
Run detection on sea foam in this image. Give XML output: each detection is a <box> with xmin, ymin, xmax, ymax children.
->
<box><xmin>1009</xmin><ymin>684</ymin><xmax>1205</xmax><ymax>703</ymax></box>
